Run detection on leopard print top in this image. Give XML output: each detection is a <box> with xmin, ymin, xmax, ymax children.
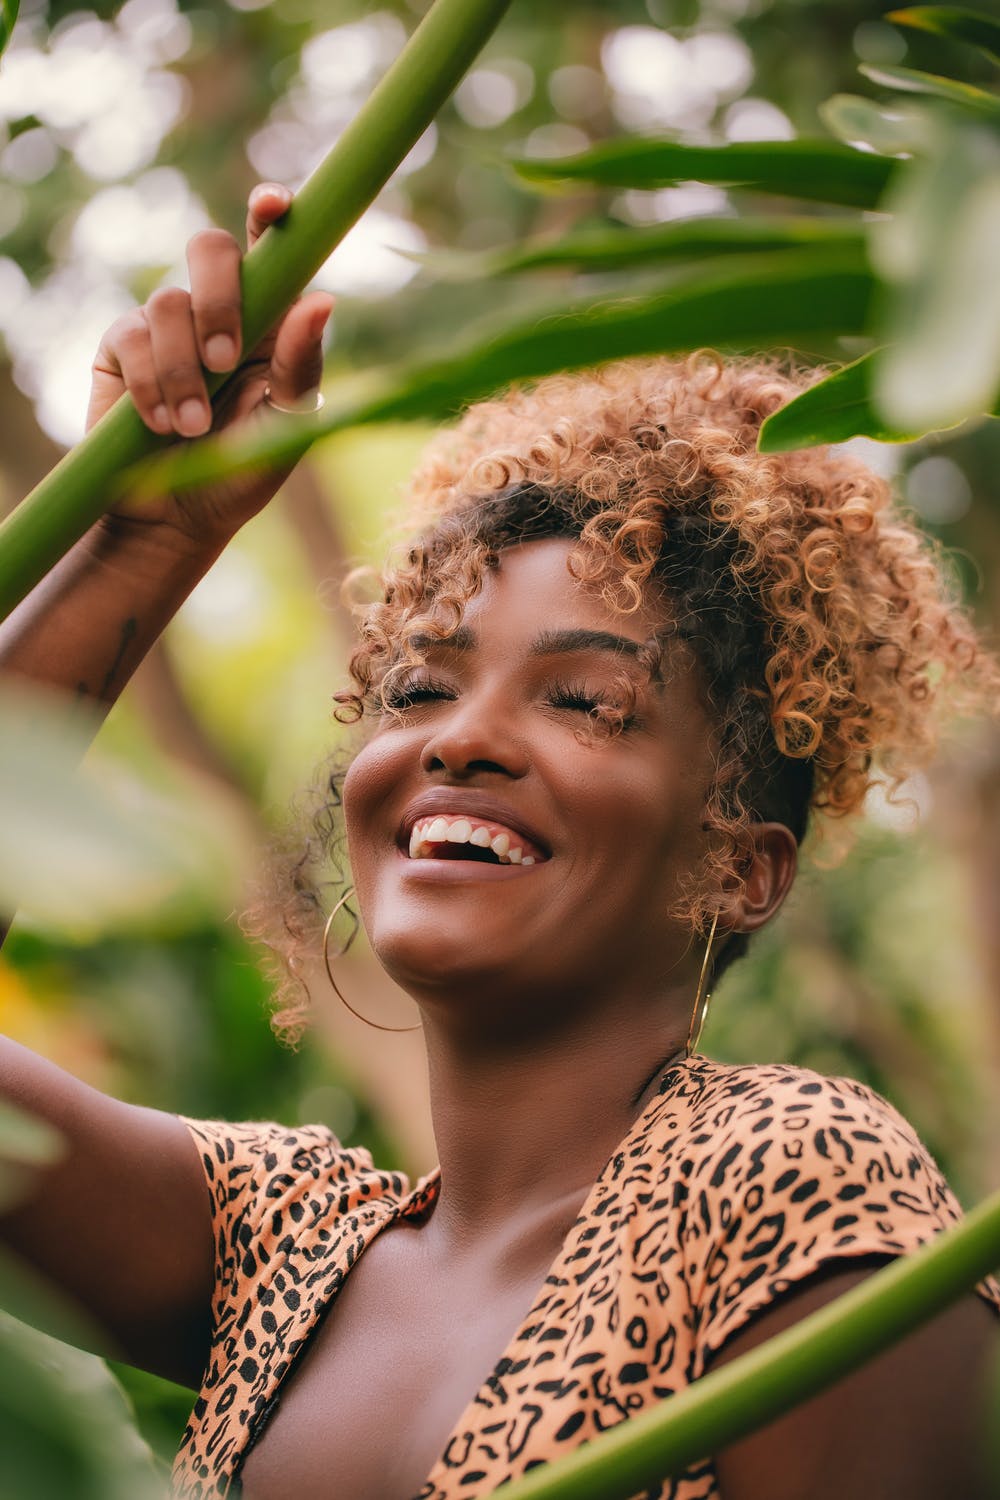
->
<box><xmin>171</xmin><ymin>1055</ymin><xmax>1000</xmax><ymax>1498</ymax></box>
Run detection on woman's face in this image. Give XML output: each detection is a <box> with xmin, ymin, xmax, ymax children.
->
<box><xmin>343</xmin><ymin>537</ymin><xmax>717</xmax><ymax>1024</ymax></box>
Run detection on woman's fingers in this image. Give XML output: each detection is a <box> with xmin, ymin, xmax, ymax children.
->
<box><xmin>89</xmin><ymin>310</ymin><xmax>172</xmax><ymax>436</ymax></box>
<box><xmin>88</xmin><ymin>183</ymin><xmax>305</xmax><ymax>439</ymax></box>
<box><xmin>144</xmin><ymin>286</ymin><xmax>212</xmax><ymax>437</ymax></box>
<box><xmin>246</xmin><ymin>182</ymin><xmax>293</xmax><ymax>250</ymax></box>
<box><xmin>263</xmin><ymin>290</ymin><xmax>334</xmax><ymax>409</ymax></box>
<box><xmin>186</xmin><ymin>227</ymin><xmax>243</xmax><ymax>374</ymax></box>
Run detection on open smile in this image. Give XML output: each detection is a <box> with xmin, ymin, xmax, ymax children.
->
<box><xmin>408</xmin><ymin>814</ymin><xmax>545</xmax><ymax>867</ymax></box>
<box><xmin>396</xmin><ymin>800</ymin><xmax>551</xmax><ymax>882</ymax></box>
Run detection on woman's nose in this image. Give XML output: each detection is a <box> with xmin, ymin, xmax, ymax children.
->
<box><xmin>419</xmin><ymin>692</ymin><xmax>530</xmax><ymax>780</ymax></box>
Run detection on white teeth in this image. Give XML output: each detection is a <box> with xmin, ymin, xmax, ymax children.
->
<box><xmin>407</xmin><ymin>817</ymin><xmax>542</xmax><ymax>866</ymax></box>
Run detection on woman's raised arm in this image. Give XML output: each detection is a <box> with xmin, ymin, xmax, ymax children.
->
<box><xmin>0</xmin><ymin>183</ymin><xmax>332</xmax><ymax>713</ymax></box>
<box><xmin>0</xmin><ymin>187</ymin><xmax>330</xmax><ymax>1387</ymax></box>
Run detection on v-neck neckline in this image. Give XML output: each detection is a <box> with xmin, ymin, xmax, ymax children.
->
<box><xmin>392</xmin><ymin>1056</ymin><xmax>695</xmax><ymax>1499</ymax></box>
<box><xmin>231</xmin><ymin>1055</ymin><xmax>697</xmax><ymax>1498</ymax></box>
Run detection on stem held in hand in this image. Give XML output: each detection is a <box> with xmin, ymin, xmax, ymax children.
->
<box><xmin>0</xmin><ymin>0</ymin><xmax>513</xmax><ymax>624</ymax></box>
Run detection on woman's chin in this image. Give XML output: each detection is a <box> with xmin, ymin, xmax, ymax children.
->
<box><xmin>373</xmin><ymin>927</ymin><xmax>511</xmax><ymax>999</ymax></box>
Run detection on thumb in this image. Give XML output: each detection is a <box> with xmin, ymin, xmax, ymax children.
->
<box><xmin>264</xmin><ymin>291</ymin><xmax>334</xmax><ymax>409</ymax></box>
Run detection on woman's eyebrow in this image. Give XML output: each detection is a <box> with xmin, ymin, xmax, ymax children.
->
<box><xmin>409</xmin><ymin>627</ymin><xmax>643</xmax><ymax>657</ymax></box>
<box><xmin>409</xmin><ymin>627</ymin><xmax>476</xmax><ymax>653</ymax></box>
<box><xmin>530</xmin><ymin>628</ymin><xmax>643</xmax><ymax>658</ymax></box>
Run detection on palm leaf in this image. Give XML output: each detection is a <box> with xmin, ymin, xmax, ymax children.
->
<box><xmin>886</xmin><ymin>6</ymin><xmax>1000</xmax><ymax>65</ymax></box>
<box><xmin>757</xmin><ymin>349</ymin><xmax>944</xmax><ymax>451</ymax></box>
<box><xmin>509</xmin><ymin>138</ymin><xmax>897</xmax><ymax>209</ymax></box>
<box><xmin>859</xmin><ymin>63</ymin><xmax>1000</xmax><ymax>118</ymax></box>
<box><xmin>407</xmin><ymin>216</ymin><xmax>865</xmax><ymax>281</ymax></box>
<box><xmin>871</xmin><ymin>116</ymin><xmax>1000</xmax><ymax>431</ymax></box>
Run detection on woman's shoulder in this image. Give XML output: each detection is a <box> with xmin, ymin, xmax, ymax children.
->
<box><xmin>654</xmin><ymin>1054</ymin><xmax>934</xmax><ymax>1159</ymax></box>
<box><xmin>649</xmin><ymin>1054</ymin><xmax>960</xmax><ymax>1219</ymax></box>
<box><xmin>637</xmin><ymin>1055</ymin><xmax>1000</xmax><ymax>1366</ymax></box>
<box><xmin>179</xmin><ymin>1114</ymin><xmax>413</xmax><ymax>1230</ymax></box>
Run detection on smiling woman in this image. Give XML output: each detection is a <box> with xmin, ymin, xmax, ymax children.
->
<box><xmin>1</xmin><ymin>194</ymin><xmax>999</xmax><ymax>1500</ymax></box>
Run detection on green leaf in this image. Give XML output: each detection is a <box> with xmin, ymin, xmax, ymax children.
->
<box><xmin>140</xmin><ymin>249</ymin><xmax>876</xmax><ymax>493</ymax></box>
<box><xmin>509</xmin><ymin>138</ymin><xmax>897</xmax><ymax>209</ymax></box>
<box><xmin>859</xmin><ymin>63</ymin><xmax>1000</xmax><ymax>118</ymax></box>
<box><xmin>758</xmin><ymin>349</ymin><xmax>951</xmax><ymax>451</ymax></box>
<box><xmin>0</xmin><ymin>1313</ymin><xmax>166</xmax><ymax>1500</ymax></box>
<box><xmin>819</xmin><ymin>94</ymin><xmax>933</xmax><ymax>156</ymax></box>
<box><xmin>0</xmin><ymin>0</ymin><xmax>515</xmax><ymax>625</ymax></box>
<box><xmin>492</xmin><ymin>1186</ymin><xmax>1000</xmax><ymax>1500</ymax></box>
<box><xmin>886</xmin><ymin>7</ymin><xmax>1000</xmax><ymax>65</ymax></box>
<box><xmin>871</xmin><ymin>119</ymin><xmax>1000</xmax><ymax>430</ymax></box>
<box><xmin>0</xmin><ymin>682</ymin><xmax>252</xmax><ymax>936</ymax></box>
<box><xmin>407</xmin><ymin>216</ymin><xmax>866</xmax><ymax>281</ymax></box>
<box><xmin>0</xmin><ymin>0</ymin><xmax>18</xmax><ymax>60</ymax></box>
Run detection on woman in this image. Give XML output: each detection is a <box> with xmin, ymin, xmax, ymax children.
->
<box><xmin>1</xmin><ymin>185</ymin><xmax>998</xmax><ymax>1500</ymax></box>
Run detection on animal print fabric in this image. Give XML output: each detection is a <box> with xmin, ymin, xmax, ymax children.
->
<box><xmin>171</xmin><ymin>1056</ymin><xmax>1000</xmax><ymax>1498</ymax></box>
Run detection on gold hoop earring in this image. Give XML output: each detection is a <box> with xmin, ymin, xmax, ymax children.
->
<box><xmin>322</xmin><ymin>887</ymin><xmax>421</xmax><ymax>1034</ymax></box>
<box><xmin>685</xmin><ymin>911</ymin><xmax>720</xmax><ymax>1059</ymax></box>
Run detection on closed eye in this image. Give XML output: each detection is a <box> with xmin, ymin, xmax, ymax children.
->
<box><xmin>547</xmin><ymin>677</ymin><xmax>639</xmax><ymax>731</ymax></box>
<box><xmin>548</xmin><ymin>679</ymin><xmax>602</xmax><ymax>713</ymax></box>
<box><xmin>381</xmin><ymin>673</ymin><xmax>456</xmax><ymax>712</ymax></box>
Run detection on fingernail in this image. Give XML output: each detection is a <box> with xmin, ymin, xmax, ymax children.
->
<box><xmin>152</xmin><ymin>404</ymin><xmax>169</xmax><ymax>432</ymax></box>
<box><xmin>205</xmin><ymin>334</ymin><xmax>236</xmax><ymax>371</ymax></box>
<box><xmin>252</xmin><ymin>183</ymin><xmax>291</xmax><ymax>208</ymax></box>
<box><xmin>177</xmin><ymin>399</ymin><xmax>210</xmax><ymax>437</ymax></box>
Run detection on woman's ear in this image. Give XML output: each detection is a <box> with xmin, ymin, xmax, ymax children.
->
<box><xmin>723</xmin><ymin>821</ymin><xmax>799</xmax><ymax>935</ymax></box>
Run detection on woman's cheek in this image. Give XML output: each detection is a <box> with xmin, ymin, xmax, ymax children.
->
<box><xmin>341</xmin><ymin>734</ymin><xmax>407</xmax><ymax>875</ymax></box>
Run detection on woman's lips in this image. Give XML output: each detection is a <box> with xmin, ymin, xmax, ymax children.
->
<box><xmin>395</xmin><ymin>847</ymin><xmax>541</xmax><ymax>882</ymax></box>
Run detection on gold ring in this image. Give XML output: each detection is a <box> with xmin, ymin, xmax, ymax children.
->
<box><xmin>262</xmin><ymin>384</ymin><xmax>325</xmax><ymax>416</ymax></box>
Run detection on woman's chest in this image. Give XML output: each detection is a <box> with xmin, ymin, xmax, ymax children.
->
<box><xmin>236</xmin><ymin>1225</ymin><xmax>555</xmax><ymax>1500</ymax></box>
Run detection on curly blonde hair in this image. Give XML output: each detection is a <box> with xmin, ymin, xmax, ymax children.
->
<box><xmin>261</xmin><ymin>353</ymin><xmax>996</xmax><ymax>1044</ymax></box>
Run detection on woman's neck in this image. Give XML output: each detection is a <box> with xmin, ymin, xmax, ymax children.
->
<box><xmin>419</xmin><ymin>991</ymin><xmax>689</xmax><ymax>1247</ymax></box>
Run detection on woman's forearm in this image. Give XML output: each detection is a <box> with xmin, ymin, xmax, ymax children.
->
<box><xmin>0</xmin><ymin>516</ymin><xmax>226</xmax><ymax>712</ymax></box>
<box><xmin>0</xmin><ymin>515</ymin><xmax>227</xmax><ymax>949</ymax></box>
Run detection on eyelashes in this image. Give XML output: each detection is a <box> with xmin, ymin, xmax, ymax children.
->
<box><xmin>380</xmin><ymin>671</ymin><xmax>638</xmax><ymax>728</ymax></box>
<box><xmin>381</xmin><ymin>673</ymin><xmax>455</xmax><ymax>711</ymax></box>
<box><xmin>547</xmin><ymin>676</ymin><xmax>605</xmax><ymax>715</ymax></box>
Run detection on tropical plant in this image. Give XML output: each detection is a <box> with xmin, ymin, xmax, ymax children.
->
<box><xmin>0</xmin><ymin>0</ymin><xmax>516</xmax><ymax>621</ymax></box>
<box><xmin>1</xmin><ymin>3</ymin><xmax>999</xmax><ymax>1497</ymax></box>
<box><xmin>111</xmin><ymin>5</ymin><xmax>1000</xmax><ymax>485</ymax></box>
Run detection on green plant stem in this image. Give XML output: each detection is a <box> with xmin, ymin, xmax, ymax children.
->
<box><xmin>493</xmin><ymin>1187</ymin><xmax>1000</xmax><ymax>1500</ymax></box>
<box><xmin>0</xmin><ymin>0</ymin><xmax>513</xmax><ymax>625</ymax></box>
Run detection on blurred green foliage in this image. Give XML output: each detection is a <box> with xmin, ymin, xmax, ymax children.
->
<box><xmin>1</xmin><ymin>0</ymin><xmax>1000</xmax><ymax>1487</ymax></box>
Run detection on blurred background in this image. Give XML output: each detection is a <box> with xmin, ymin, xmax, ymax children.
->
<box><xmin>1</xmin><ymin>0</ymin><xmax>999</xmax><ymax>1476</ymax></box>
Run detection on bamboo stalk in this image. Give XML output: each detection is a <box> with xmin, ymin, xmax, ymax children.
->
<box><xmin>0</xmin><ymin>0</ymin><xmax>513</xmax><ymax>624</ymax></box>
<box><xmin>493</xmin><ymin>1187</ymin><xmax>1000</xmax><ymax>1500</ymax></box>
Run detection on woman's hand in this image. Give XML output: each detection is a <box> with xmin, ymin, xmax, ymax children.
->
<box><xmin>0</xmin><ymin>183</ymin><xmax>332</xmax><ymax>709</ymax></box>
<box><xmin>87</xmin><ymin>182</ymin><xmax>333</xmax><ymax>549</ymax></box>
